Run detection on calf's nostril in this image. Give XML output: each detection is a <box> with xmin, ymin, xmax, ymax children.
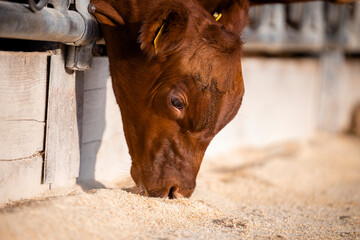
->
<box><xmin>168</xmin><ymin>186</ymin><xmax>176</xmax><ymax>199</ymax></box>
<box><xmin>168</xmin><ymin>186</ymin><xmax>184</xmax><ymax>199</ymax></box>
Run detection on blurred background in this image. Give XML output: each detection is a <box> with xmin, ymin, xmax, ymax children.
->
<box><xmin>0</xmin><ymin>0</ymin><xmax>359</xmax><ymax>203</ymax></box>
<box><xmin>211</xmin><ymin>1</ymin><xmax>360</xmax><ymax>153</ymax></box>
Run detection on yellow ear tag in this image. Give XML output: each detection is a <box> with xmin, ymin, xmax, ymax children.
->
<box><xmin>154</xmin><ymin>23</ymin><xmax>165</xmax><ymax>54</ymax></box>
<box><xmin>213</xmin><ymin>12</ymin><xmax>222</xmax><ymax>21</ymax></box>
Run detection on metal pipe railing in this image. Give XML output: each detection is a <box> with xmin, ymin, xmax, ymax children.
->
<box><xmin>0</xmin><ymin>1</ymin><xmax>97</xmax><ymax>45</ymax></box>
<box><xmin>0</xmin><ymin>0</ymin><xmax>99</xmax><ymax>70</ymax></box>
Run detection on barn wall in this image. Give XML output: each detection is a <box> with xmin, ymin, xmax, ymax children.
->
<box><xmin>78</xmin><ymin>55</ymin><xmax>360</xmax><ymax>184</ymax></box>
<box><xmin>0</xmin><ymin>52</ymin><xmax>50</xmax><ymax>203</ymax></box>
<box><xmin>208</xmin><ymin>55</ymin><xmax>360</xmax><ymax>155</ymax></box>
<box><xmin>207</xmin><ymin>57</ymin><xmax>321</xmax><ymax>155</ymax></box>
<box><xmin>78</xmin><ymin>57</ymin><xmax>131</xmax><ymax>185</ymax></box>
<box><xmin>318</xmin><ymin>52</ymin><xmax>360</xmax><ymax>132</ymax></box>
<box><xmin>0</xmin><ymin>49</ymin><xmax>82</xmax><ymax>204</ymax></box>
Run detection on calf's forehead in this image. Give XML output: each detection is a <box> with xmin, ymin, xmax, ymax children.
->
<box><xmin>178</xmin><ymin>34</ymin><xmax>243</xmax><ymax>93</ymax></box>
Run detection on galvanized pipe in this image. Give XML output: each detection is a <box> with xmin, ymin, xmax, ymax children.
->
<box><xmin>0</xmin><ymin>1</ymin><xmax>89</xmax><ymax>45</ymax></box>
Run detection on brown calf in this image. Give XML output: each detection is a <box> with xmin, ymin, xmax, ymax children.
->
<box><xmin>90</xmin><ymin>0</ymin><xmax>347</xmax><ymax>198</ymax></box>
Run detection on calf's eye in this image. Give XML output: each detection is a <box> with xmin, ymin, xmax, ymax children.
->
<box><xmin>171</xmin><ymin>96</ymin><xmax>184</xmax><ymax>111</ymax></box>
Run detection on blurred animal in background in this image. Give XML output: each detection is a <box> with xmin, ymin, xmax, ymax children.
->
<box><xmin>90</xmin><ymin>0</ymin><xmax>353</xmax><ymax>198</ymax></box>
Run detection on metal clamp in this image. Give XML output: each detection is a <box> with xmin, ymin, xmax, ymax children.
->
<box><xmin>65</xmin><ymin>0</ymin><xmax>100</xmax><ymax>71</ymax></box>
<box><xmin>28</xmin><ymin>0</ymin><xmax>48</xmax><ymax>12</ymax></box>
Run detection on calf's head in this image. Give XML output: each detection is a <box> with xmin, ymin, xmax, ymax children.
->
<box><xmin>91</xmin><ymin>0</ymin><xmax>247</xmax><ymax>198</ymax></box>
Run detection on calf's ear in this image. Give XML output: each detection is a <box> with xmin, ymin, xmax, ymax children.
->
<box><xmin>213</xmin><ymin>0</ymin><xmax>249</xmax><ymax>35</ymax></box>
<box><xmin>139</xmin><ymin>2</ymin><xmax>189</xmax><ymax>58</ymax></box>
<box><xmin>197</xmin><ymin>0</ymin><xmax>249</xmax><ymax>35</ymax></box>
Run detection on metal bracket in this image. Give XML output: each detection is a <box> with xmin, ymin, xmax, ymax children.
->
<box><xmin>65</xmin><ymin>0</ymin><xmax>99</xmax><ymax>71</ymax></box>
<box><xmin>66</xmin><ymin>42</ymin><xmax>96</xmax><ymax>71</ymax></box>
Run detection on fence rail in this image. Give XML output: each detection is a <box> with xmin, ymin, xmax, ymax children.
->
<box><xmin>0</xmin><ymin>1</ymin><xmax>359</xmax><ymax>69</ymax></box>
<box><xmin>243</xmin><ymin>2</ymin><xmax>360</xmax><ymax>53</ymax></box>
<box><xmin>0</xmin><ymin>0</ymin><xmax>98</xmax><ymax>70</ymax></box>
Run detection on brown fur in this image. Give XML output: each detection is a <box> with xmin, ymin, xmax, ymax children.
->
<box><xmin>90</xmin><ymin>0</ymin><xmax>352</xmax><ymax>198</ymax></box>
<box><xmin>89</xmin><ymin>0</ymin><xmax>244</xmax><ymax>199</ymax></box>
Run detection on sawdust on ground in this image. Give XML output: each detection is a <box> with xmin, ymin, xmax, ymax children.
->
<box><xmin>1</xmin><ymin>133</ymin><xmax>360</xmax><ymax>239</ymax></box>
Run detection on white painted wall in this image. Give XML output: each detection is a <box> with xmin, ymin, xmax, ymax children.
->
<box><xmin>79</xmin><ymin>57</ymin><xmax>131</xmax><ymax>184</ymax></box>
<box><xmin>207</xmin><ymin>57</ymin><xmax>321</xmax><ymax>155</ymax></box>
<box><xmin>319</xmin><ymin>52</ymin><xmax>360</xmax><ymax>132</ymax></box>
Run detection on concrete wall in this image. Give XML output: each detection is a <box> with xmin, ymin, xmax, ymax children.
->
<box><xmin>318</xmin><ymin>51</ymin><xmax>360</xmax><ymax>132</ymax></box>
<box><xmin>78</xmin><ymin>58</ymin><xmax>131</xmax><ymax>184</ymax></box>
<box><xmin>211</xmin><ymin>55</ymin><xmax>360</xmax><ymax>155</ymax></box>
<box><xmin>79</xmin><ymin>55</ymin><xmax>360</xmax><ymax>183</ymax></box>
<box><xmin>207</xmin><ymin>57</ymin><xmax>321</xmax><ymax>155</ymax></box>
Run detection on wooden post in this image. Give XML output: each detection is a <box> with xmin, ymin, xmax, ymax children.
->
<box><xmin>44</xmin><ymin>51</ymin><xmax>80</xmax><ymax>186</ymax></box>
